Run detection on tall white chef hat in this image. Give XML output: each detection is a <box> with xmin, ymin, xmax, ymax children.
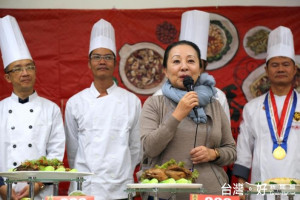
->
<box><xmin>0</xmin><ymin>15</ymin><xmax>32</xmax><ymax>69</ymax></box>
<box><xmin>266</xmin><ymin>26</ymin><xmax>295</xmax><ymax>62</ymax></box>
<box><xmin>89</xmin><ymin>19</ymin><xmax>116</xmax><ymax>56</ymax></box>
<box><xmin>179</xmin><ymin>10</ymin><xmax>210</xmax><ymax>60</ymax></box>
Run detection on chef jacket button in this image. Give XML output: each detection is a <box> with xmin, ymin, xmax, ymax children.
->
<box><xmin>28</xmin><ymin>144</ymin><xmax>32</xmax><ymax>147</ymax></box>
<box><xmin>30</xmin><ymin>109</ymin><xmax>33</xmax><ymax>112</ymax></box>
<box><xmin>29</xmin><ymin>125</ymin><xmax>33</xmax><ymax>129</ymax></box>
<box><xmin>11</xmin><ymin>126</ymin><xmax>15</xmax><ymax>130</ymax></box>
<box><xmin>8</xmin><ymin>109</ymin><xmax>12</xmax><ymax>113</ymax></box>
<box><xmin>13</xmin><ymin>162</ymin><xmax>17</xmax><ymax>166</ymax></box>
<box><xmin>13</xmin><ymin>144</ymin><xmax>17</xmax><ymax>148</ymax></box>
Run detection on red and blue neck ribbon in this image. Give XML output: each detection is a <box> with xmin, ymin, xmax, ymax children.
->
<box><xmin>264</xmin><ymin>88</ymin><xmax>297</xmax><ymax>153</ymax></box>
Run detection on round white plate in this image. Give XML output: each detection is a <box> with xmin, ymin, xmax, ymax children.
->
<box><xmin>127</xmin><ymin>183</ymin><xmax>202</xmax><ymax>189</ymax></box>
<box><xmin>243</xmin><ymin>26</ymin><xmax>271</xmax><ymax>60</ymax></box>
<box><xmin>0</xmin><ymin>171</ymin><xmax>93</xmax><ymax>181</ymax></box>
<box><xmin>242</xmin><ymin>63</ymin><xmax>267</xmax><ymax>101</ymax></box>
<box><xmin>206</xmin><ymin>13</ymin><xmax>239</xmax><ymax>70</ymax></box>
<box><xmin>119</xmin><ymin>42</ymin><xmax>166</xmax><ymax>95</ymax></box>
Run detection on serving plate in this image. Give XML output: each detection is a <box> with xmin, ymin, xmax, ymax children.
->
<box><xmin>243</xmin><ymin>26</ymin><xmax>271</xmax><ymax>60</ymax></box>
<box><xmin>127</xmin><ymin>183</ymin><xmax>202</xmax><ymax>189</ymax></box>
<box><xmin>242</xmin><ymin>63</ymin><xmax>268</xmax><ymax>101</ymax></box>
<box><xmin>244</xmin><ymin>182</ymin><xmax>300</xmax><ymax>193</ymax></box>
<box><xmin>0</xmin><ymin>171</ymin><xmax>93</xmax><ymax>181</ymax></box>
<box><xmin>206</xmin><ymin>13</ymin><xmax>239</xmax><ymax>70</ymax></box>
<box><xmin>119</xmin><ymin>42</ymin><xmax>166</xmax><ymax>95</ymax></box>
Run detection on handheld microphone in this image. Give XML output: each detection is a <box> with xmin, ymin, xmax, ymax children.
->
<box><xmin>183</xmin><ymin>76</ymin><xmax>198</xmax><ymax>118</ymax></box>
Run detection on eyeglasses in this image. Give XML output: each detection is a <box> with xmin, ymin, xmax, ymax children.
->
<box><xmin>6</xmin><ymin>64</ymin><xmax>36</xmax><ymax>74</ymax></box>
<box><xmin>90</xmin><ymin>54</ymin><xmax>115</xmax><ymax>62</ymax></box>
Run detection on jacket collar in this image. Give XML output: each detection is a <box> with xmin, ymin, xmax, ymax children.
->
<box><xmin>11</xmin><ymin>91</ymin><xmax>38</xmax><ymax>104</ymax></box>
<box><xmin>90</xmin><ymin>82</ymin><xmax>117</xmax><ymax>98</ymax></box>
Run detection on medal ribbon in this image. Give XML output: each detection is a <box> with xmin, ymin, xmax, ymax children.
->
<box><xmin>264</xmin><ymin>88</ymin><xmax>297</xmax><ymax>153</ymax></box>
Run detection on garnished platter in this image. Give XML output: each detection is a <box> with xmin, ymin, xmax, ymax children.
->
<box><xmin>244</xmin><ymin>182</ymin><xmax>300</xmax><ymax>193</ymax></box>
<box><xmin>0</xmin><ymin>171</ymin><xmax>93</xmax><ymax>181</ymax></box>
<box><xmin>243</xmin><ymin>26</ymin><xmax>271</xmax><ymax>60</ymax></box>
<box><xmin>119</xmin><ymin>42</ymin><xmax>166</xmax><ymax>95</ymax></box>
<box><xmin>206</xmin><ymin>13</ymin><xmax>239</xmax><ymax>70</ymax></box>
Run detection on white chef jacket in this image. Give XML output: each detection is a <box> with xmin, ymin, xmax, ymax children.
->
<box><xmin>233</xmin><ymin>91</ymin><xmax>300</xmax><ymax>184</ymax></box>
<box><xmin>215</xmin><ymin>87</ymin><xmax>230</xmax><ymax>122</ymax></box>
<box><xmin>0</xmin><ymin>92</ymin><xmax>65</xmax><ymax>200</ymax></box>
<box><xmin>65</xmin><ymin>82</ymin><xmax>141</xmax><ymax>200</ymax></box>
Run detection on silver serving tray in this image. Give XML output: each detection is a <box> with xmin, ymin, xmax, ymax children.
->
<box><xmin>244</xmin><ymin>182</ymin><xmax>300</xmax><ymax>193</ymax></box>
<box><xmin>0</xmin><ymin>171</ymin><xmax>93</xmax><ymax>181</ymax></box>
<box><xmin>127</xmin><ymin>183</ymin><xmax>202</xmax><ymax>189</ymax></box>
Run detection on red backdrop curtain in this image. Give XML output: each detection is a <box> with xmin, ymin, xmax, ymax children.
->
<box><xmin>0</xmin><ymin>6</ymin><xmax>299</xmax><ymax>196</ymax></box>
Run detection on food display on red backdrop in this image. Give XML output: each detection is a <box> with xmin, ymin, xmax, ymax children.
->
<box><xmin>206</xmin><ymin>13</ymin><xmax>239</xmax><ymax>70</ymax></box>
<box><xmin>243</xmin><ymin>26</ymin><xmax>271</xmax><ymax>60</ymax></box>
<box><xmin>207</xmin><ymin>21</ymin><xmax>232</xmax><ymax>63</ymax></box>
<box><xmin>119</xmin><ymin>42</ymin><xmax>166</xmax><ymax>95</ymax></box>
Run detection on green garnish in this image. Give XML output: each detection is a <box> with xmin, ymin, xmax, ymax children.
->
<box><xmin>269</xmin><ymin>182</ymin><xmax>277</xmax><ymax>184</ymax></box>
<box><xmin>155</xmin><ymin>159</ymin><xmax>177</xmax><ymax>169</ymax></box>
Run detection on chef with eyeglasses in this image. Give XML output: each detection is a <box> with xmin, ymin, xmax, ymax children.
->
<box><xmin>0</xmin><ymin>15</ymin><xmax>65</xmax><ymax>200</ymax></box>
<box><xmin>65</xmin><ymin>19</ymin><xmax>141</xmax><ymax>200</ymax></box>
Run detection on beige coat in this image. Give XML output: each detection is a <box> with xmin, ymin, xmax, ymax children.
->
<box><xmin>140</xmin><ymin>95</ymin><xmax>236</xmax><ymax>198</ymax></box>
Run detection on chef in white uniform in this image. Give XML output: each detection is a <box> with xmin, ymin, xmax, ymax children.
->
<box><xmin>65</xmin><ymin>19</ymin><xmax>141</xmax><ymax>200</ymax></box>
<box><xmin>0</xmin><ymin>15</ymin><xmax>65</xmax><ymax>200</ymax></box>
<box><xmin>153</xmin><ymin>10</ymin><xmax>231</xmax><ymax>121</ymax></box>
<box><xmin>233</xmin><ymin>26</ymin><xmax>300</xmax><ymax>198</ymax></box>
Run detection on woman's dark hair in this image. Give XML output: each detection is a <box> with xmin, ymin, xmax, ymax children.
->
<box><xmin>162</xmin><ymin>40</ymin><xmax>202</xmax><ymax>68</ymax></box>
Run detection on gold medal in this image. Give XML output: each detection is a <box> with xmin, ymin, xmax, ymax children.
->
<box><xmin>273</xmin><ymin>146</ymin><xmax>286</xmax><ymax>160</ymax></box>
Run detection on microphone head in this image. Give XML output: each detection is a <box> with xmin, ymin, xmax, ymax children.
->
<box><xmin>183</xmin><ymin>76</ymin><xmax>194</xmax><ymax>88</ymax></box>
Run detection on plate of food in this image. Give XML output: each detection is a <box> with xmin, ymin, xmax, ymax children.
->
<box><xmin>244</xmin><ymin>178</ymin><xmax>300</xmax><ymax>193</ymax></box>
<box><xmin>263</xmin><ymin>177</ymin><xmax>300</xmax><ymax>185</ymax></box>
<box><xmin>243</xmin><ymin>26</ymin><xmax>271</xmax><ymax>60</ymax></box>
<box><xmin>242</xmin><ymin>55</ymin><xmax>300</xmax><ymax>101</ymax></box>
<box><xmin>206</xmin><ymin>13</ymin><xmax>239</xmax><ymax>70</ymax></box>
<box><xmin>0</xmin><ymin>156</ymin><xmax>93</xmax><ymax>181</ymax></box>
<box><xmin>119</xmin><ymin>42</ymin><xmax>166</xmax><ymax>95</ymax></box>
<box><xmin>242</xmin><ymin>64</ymin><xmax>268</xmax><ymax>101</ymax></box>
<box><xmin>138</xmin><ymin>159</ymin><xmax>200</xmax><ymax>186</ymax></box>
<box><xmin>0</xmin><ymin>171</ymin><xmax>93</xmax><ymax>181</ymax></box>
